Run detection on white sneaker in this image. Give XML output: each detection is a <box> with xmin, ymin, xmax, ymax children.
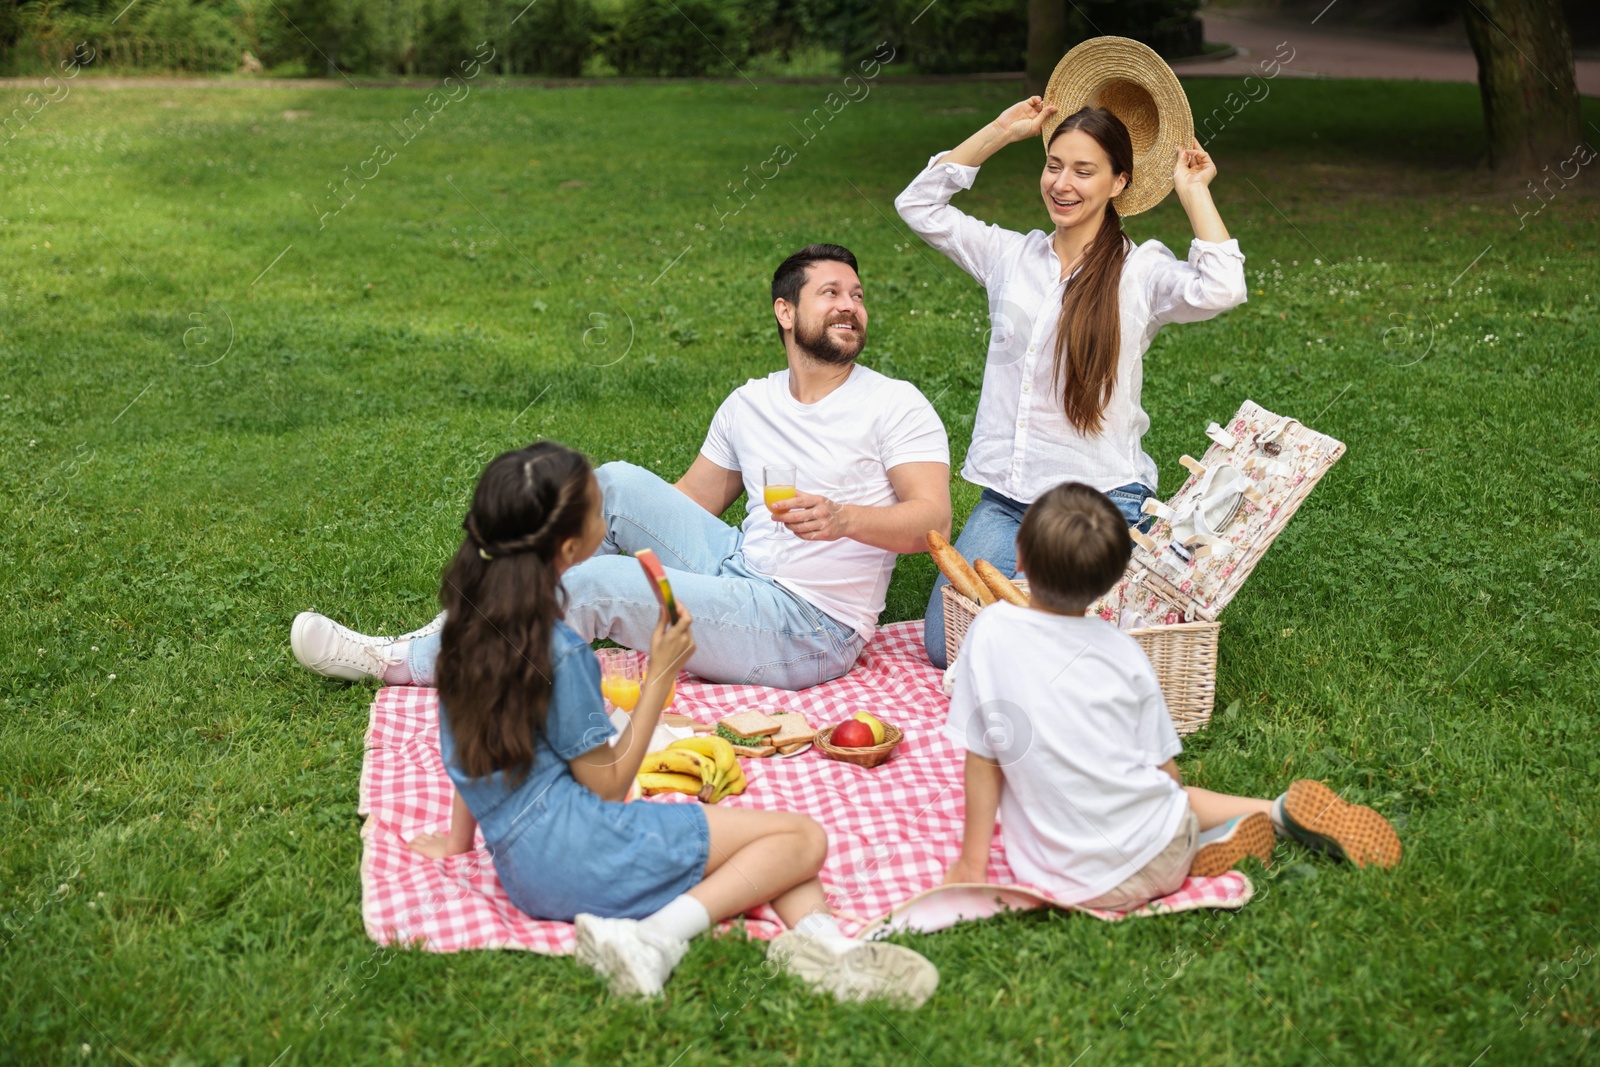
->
<box><xmin>573</xmin><ymin>914</ymin><xmax>687</xmax><ymax>998</ymax></box>
<box><xmin>290</xmin><ymin>612</ymin><xmax>400</xmax><ymax>682</ymax></box>
<box><xmin>395</xmin><ymin>612</ymin><xmax>447</xmax><ymax>643</ymax></box>
<box><xmin>767</xmin><ymin>932</ymin><xmax>939</xmax><ymax>1008</ymax></box>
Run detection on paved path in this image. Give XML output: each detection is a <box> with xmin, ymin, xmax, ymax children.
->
<box><xmin>1174</xmin><ymin>11</ymin><xmax>1599</xmax><ymax>96</ymax></box>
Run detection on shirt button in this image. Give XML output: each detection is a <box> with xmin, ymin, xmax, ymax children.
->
<box><xmin>1022</xmin><ymin>384</ymin><xmax>1031</xmax><ymax>394</ymax></box>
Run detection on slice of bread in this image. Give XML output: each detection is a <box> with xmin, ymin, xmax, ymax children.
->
<box><xmin>776</xmin><ymin>741</ymin><xmax>812</xmax><ymax>757</ymax></box>
<box><xmin>769</xmin><ymin>712</ymin><xmax>815</xmax><ymax>747</ymax></box>
<box><xmin>718</xmin><ymin>710</ymin><xmax>782</xmax><ymax>741</ymax></box>
<box><xmin>731</xmin><ymin>742</ymin><xmax>776</xmax><ymax>758</ymax></box>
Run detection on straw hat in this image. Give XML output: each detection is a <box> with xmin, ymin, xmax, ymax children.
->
<box><xmin>1041</xmin><ymin>36</ymin><xmax>1195</xmax><ymax>217</ymax></box>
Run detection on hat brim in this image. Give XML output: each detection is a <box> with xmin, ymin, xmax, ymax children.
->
<box><xmin>1041</xmin><ymin>36</ymin><xmax>1195</xmax><ymax>217</ymax></box>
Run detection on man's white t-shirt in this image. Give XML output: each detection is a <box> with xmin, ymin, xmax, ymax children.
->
<box><xmin>943</xmin><ymin>602</ymin><xmax>1187</xmax><ymax>904</ymax></box>
<box><xmin>699</xmin><ymin>364</ymin><xmax>948</xmax><ymax>640</ymax></box>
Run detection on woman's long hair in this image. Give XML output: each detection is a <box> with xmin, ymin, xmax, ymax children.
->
<box><xmin>435</xmin><ymin>442</ymin><xmax>594</xmax><ymax>784</ymax></box>
<box><xmin>1048</xmin><ymin>107</ymin><xmax>1134</xmax><ymax>436</ymax></box>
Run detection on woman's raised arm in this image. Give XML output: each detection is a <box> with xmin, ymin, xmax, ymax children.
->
<box><xmin>938</xmin><ymin>96</ymin><xmax>1058</xmax><ymax>168</ymax></box>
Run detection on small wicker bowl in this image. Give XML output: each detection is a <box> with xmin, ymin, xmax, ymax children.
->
<box><xmin>815</xmin><ymin>722</ymin><xmax>903</xmax><ymax>768</ymax></box>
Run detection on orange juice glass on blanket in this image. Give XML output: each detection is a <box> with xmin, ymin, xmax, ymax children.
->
<box><xmin>597</xmin><ymin>647</ymin><xmax>674</xmax><ymax>712</ymax></box>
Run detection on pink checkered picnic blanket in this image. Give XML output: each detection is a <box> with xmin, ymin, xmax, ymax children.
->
<box><xmin>358</xmin><ymin>622</ymin><xmax>1253</xmax><ymax>953</ymax></box>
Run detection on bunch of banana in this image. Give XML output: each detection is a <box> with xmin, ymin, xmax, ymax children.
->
<box><xmin>635</xmin><ymin>735</ymin><xmax>747</xmax><ymax>804</ymax></box>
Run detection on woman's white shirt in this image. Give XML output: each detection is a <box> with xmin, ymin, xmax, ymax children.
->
<box><xmin>895</xmin><ymin>151</ymin><xmax>1248</xmax><ymax>501</ymax></box>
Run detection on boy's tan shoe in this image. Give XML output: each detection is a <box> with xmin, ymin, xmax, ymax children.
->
<box><xmin>1279</xmin><ymin>779</ymin><xmax>1403</xmax><ymax>869</ymax></box>
<box><xmin>1191</xmin><ymin>812</ymin><xmax>1276</xmax><ymax>877</ymax></box>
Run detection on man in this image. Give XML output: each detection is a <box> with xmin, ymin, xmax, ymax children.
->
<box><xmin>291</xmin><ymin>244</ymin><xmax>951</xmax><ymax>690</ymax></box>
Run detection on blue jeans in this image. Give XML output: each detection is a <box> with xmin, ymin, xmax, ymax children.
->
<box><xmin>920</xmin><ymin>482</ymin><xmax>1155</xmax><ymax>669</ymax></box>
<box><xmin>406</xmin><ymin>462</ymin><xmax>864</xmax><ymax>690</ymax></box>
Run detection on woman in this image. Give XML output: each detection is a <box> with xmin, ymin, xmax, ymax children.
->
<box><xmin>895</xmin><ymin>96</ymin><xmax>1248</xmax><ymax>668</ymax></box>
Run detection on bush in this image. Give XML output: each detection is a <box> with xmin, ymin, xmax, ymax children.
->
<box><xmin>503</xmin><ymin>0</ymin><xmax>598</xmax><ymax>77</ymax></box>
<box><xmin>603</xmin><ymin>0</ymin><xmax>742</xmax><ymax>77</ymax></box>
<box><xmin>1063</xmin><ymin>0</ymin><xmax>1205</xmax><ymax>61</ymax></box>
<box><xmin>3</xmin><ymin>0</ymin><xmax>242</xmax><ymax>75</ymax></box>
<box><xmin>890</xmin><ymin>0</ymin><xmax>1025</xmax><ymax>74</ymax></box>
<box><xmin>271</xmin><ymin>0</ymin><xmax>379</xmax><ymax>74</ymax></box>
<box><xmin>418</xmin><ymin>0</ymin><xmax>495</xmax><ymax>76</ymax></box>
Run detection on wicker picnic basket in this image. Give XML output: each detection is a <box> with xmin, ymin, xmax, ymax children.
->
<box><xmin>941</xmin><ymin>400</ymin><xmax>1347</xmax><ymax>736</ymax></box>
<box><xmin>942</xmin><ymin>583</ymin><xmax>1220</xmax><ymax>734</ymax></box>
<box><xmin>815</xmin><ymin>722</ymin><xmax>904</xmax><ymax>768</ymax></box>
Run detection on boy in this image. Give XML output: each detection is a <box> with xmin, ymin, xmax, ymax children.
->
<box><xmin>942</xmin><ymin>483</ymin><xmax>1400</xmax><ymax>908</ymax></box>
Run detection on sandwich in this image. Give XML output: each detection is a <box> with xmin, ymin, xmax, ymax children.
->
<box><xmin>715</xmin><ymin>710</ymin><xmax>782</xmax><ymax>757</ymax></box>
<box><xmin>769</xmin><ymin>712</ymin><xmax>816</xmax><ymax>757</ymax></box>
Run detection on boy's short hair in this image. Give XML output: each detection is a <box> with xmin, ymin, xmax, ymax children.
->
<box><xmin>1017</xmin><ymin>483</ymin><xmax>1133</xmax><ymax>611</ymax></box>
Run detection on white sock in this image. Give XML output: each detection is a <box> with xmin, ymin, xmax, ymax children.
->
<box><xmin>1270</xmin><ymin>793</ymin><xmax>1289</xmax><ymax>836</ymax></box>
<box><xmin>638</xmin><ymin>894</ymin><xmax>710</xmax><ymax>944</ymax></box>
<box><xmin>794</xmin><ymin>912</ymin><xmax>853</xmax><ymax>953</ymax></box>
<box><xmin>380</xmin><ymin>640</ymin><xmax>412</xmax><ymax>686</ymax></box>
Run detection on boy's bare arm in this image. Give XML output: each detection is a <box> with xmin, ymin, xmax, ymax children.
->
<box><xmin>944</xmin><ymin>752</ymin><xmax>1003</xmax><ymax>885</ymax></box>
<box><xmin>1158</xmin><ymin>758</ymin><xmax>1182</xmax><ymax>785</ymax></box>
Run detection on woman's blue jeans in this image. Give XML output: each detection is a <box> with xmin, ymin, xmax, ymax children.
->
<box><xmin>921</xmin><ymin>482</ymin><xmax>1155</xmax><ymax>669</ymax></box>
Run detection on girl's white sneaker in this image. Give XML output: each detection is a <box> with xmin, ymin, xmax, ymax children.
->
<box><xmin>573</xmin><ymin>914</ymin><xmax>688</xmax><ymax>998</ymax></box>
<box><xmin>767</xmin><ymin>932</ymin><xmax>939</xmax><ymax>1008</ymax></box>
<box><xmin>289</xmin><ymin>612</ymin><xmax>399</xmax><ymax>682</ymax></box>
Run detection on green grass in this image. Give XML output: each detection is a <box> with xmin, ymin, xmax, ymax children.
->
<box><xmin>2</xmin><ymin>74</ymin><xmax>1599</xmax><ymax>1065</ymax></box>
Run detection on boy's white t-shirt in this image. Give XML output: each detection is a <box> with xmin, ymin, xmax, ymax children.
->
<box><xmin>943</xmin><ymin>602</ymin><xmax>1188</xmax><ymax>904</ymax></box>
<box><xmin>699</xmin><ymin>364</ymin><xmax>948</xmax><ymax>640</ymax></box>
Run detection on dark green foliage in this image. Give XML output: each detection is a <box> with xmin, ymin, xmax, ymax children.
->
<box><xmin>603</xmin><ymin>0</ymin><xmax>741</xmax><ymax>77</ymax></box>
<box><xmin>270</xmin><ymin>0</ymin><xmax>379</xmax><ymax>75</ymax></box>
<box><xmin>505</xmin><ymin>0</ymin><xmax>599</xmax><ymax>76</ymax></box>
<box><xmin>1062</xmin><ymin>0</ymin><xmax>1205</xmax><ymax>60</ymax></box>
<box><xmin>417</xmin><ymin>0</ymin><xmax>488</xmax><ymax>76</ymax></box>
<box><xmin>888</xmin><ymin>0</ymin><xmax>1027</xmax><ymax>74</ymax></box>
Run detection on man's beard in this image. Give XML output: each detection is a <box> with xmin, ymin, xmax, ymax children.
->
<box><xmin>794</xmin><ymin>311</ymin><xmax>866</xmax><ymax>365</ymax></box>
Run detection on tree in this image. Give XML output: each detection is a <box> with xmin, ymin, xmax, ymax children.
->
<box><xmin>1026</xmin><ymin>0</ymin><xmax>1066</xmax><ymax>94</ymax></box>
<box><xmin>1461</xmin><ymin>0</ymin><xmax>1582</xmax><ymax>174</ymax></box>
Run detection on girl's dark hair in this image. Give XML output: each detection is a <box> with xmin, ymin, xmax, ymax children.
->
<box><xmin>1047</xmin><ymin>107</ymin><xmax>1134</xmax><ymax>436</ymax></box>
<box><xmin>435</xmin><ymin>441</ymin><xmax>594</xmax><ymax>784</ymax></box>
<box><xmin>1016</xmin><ymin>482</ymin><xmax>1132</xmax><ymax>613</ymax></box>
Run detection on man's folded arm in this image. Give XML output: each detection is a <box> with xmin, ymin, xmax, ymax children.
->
<box><xmin>840</xmin><ymin>460</ymin><xmax>951</xmax><ymax>555</ymax></box>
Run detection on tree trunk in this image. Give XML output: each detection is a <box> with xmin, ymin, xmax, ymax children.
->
<box><xmin>1026</xmin><ymin>0</ymin><xmax>1066</xmax><ymax>95</ymax></box>
<box><xmin>1461</xmin><ymin>0</ymin><xmax>1582</xmax><ymax>175</ymax></box>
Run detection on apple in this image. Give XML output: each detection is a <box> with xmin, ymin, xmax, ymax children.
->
<box><xmin>852</xmin><ymin>711</ymin><xmax>887</xmax><ymax>745</ymax></box>
<box><xmin>830</xmin><ymin>719</ymin><xmax>876</xmax><ymax>749</ymax></box>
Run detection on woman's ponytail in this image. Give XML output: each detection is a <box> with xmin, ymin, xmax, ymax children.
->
<box><xmin>1048</xmin><ymin>107</ymin><xmax>1135</xmax><ymax>436</ymax></box>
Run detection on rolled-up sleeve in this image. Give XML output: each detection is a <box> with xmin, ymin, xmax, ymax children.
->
<box><xmin>894</xmin><ymin>151</ymin><xmax>1024</xmax><ymax>287</ymax></box>
<box><xmin>1144</xmin><ymin>237</ymin><xmax>1248</xmax><ymax>327</ymax></box>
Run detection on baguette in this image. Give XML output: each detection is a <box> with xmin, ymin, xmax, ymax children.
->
<box><xmin>926</xmin><ymin>530</ymin><xmax>984</xmax><ymax>604</ymax></box>
<box><xmin>975</xmin><ymin>560</ymin><xmax>1029</xmax><ymax>607</ymax></box>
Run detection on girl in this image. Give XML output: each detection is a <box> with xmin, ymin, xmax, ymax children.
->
<box><xmin>407</xmin><ymin>441</ymin><xmax>938</xmax><ymax>1004</ymax></box>
<box><xmin>895</xmin><ymin>98</ymin><xmax>1249</xmax><ymax>668</ymax></box>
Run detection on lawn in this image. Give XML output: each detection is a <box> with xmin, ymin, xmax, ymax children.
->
<box><xmin>2</xmin><ymin>69</ymin><xmax>1598</xmax><ymax>1066</ymax></box>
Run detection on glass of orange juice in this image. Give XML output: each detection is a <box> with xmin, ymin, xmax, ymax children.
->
<box><xmin>764</xmin><ymin>465</ymin><xmax>797</xmax><ymax>536</ymax></box>
<box><xmin>596</xmin><ymin>647</ymin><xmax>675</xmax><ymax>712</ymax></box>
